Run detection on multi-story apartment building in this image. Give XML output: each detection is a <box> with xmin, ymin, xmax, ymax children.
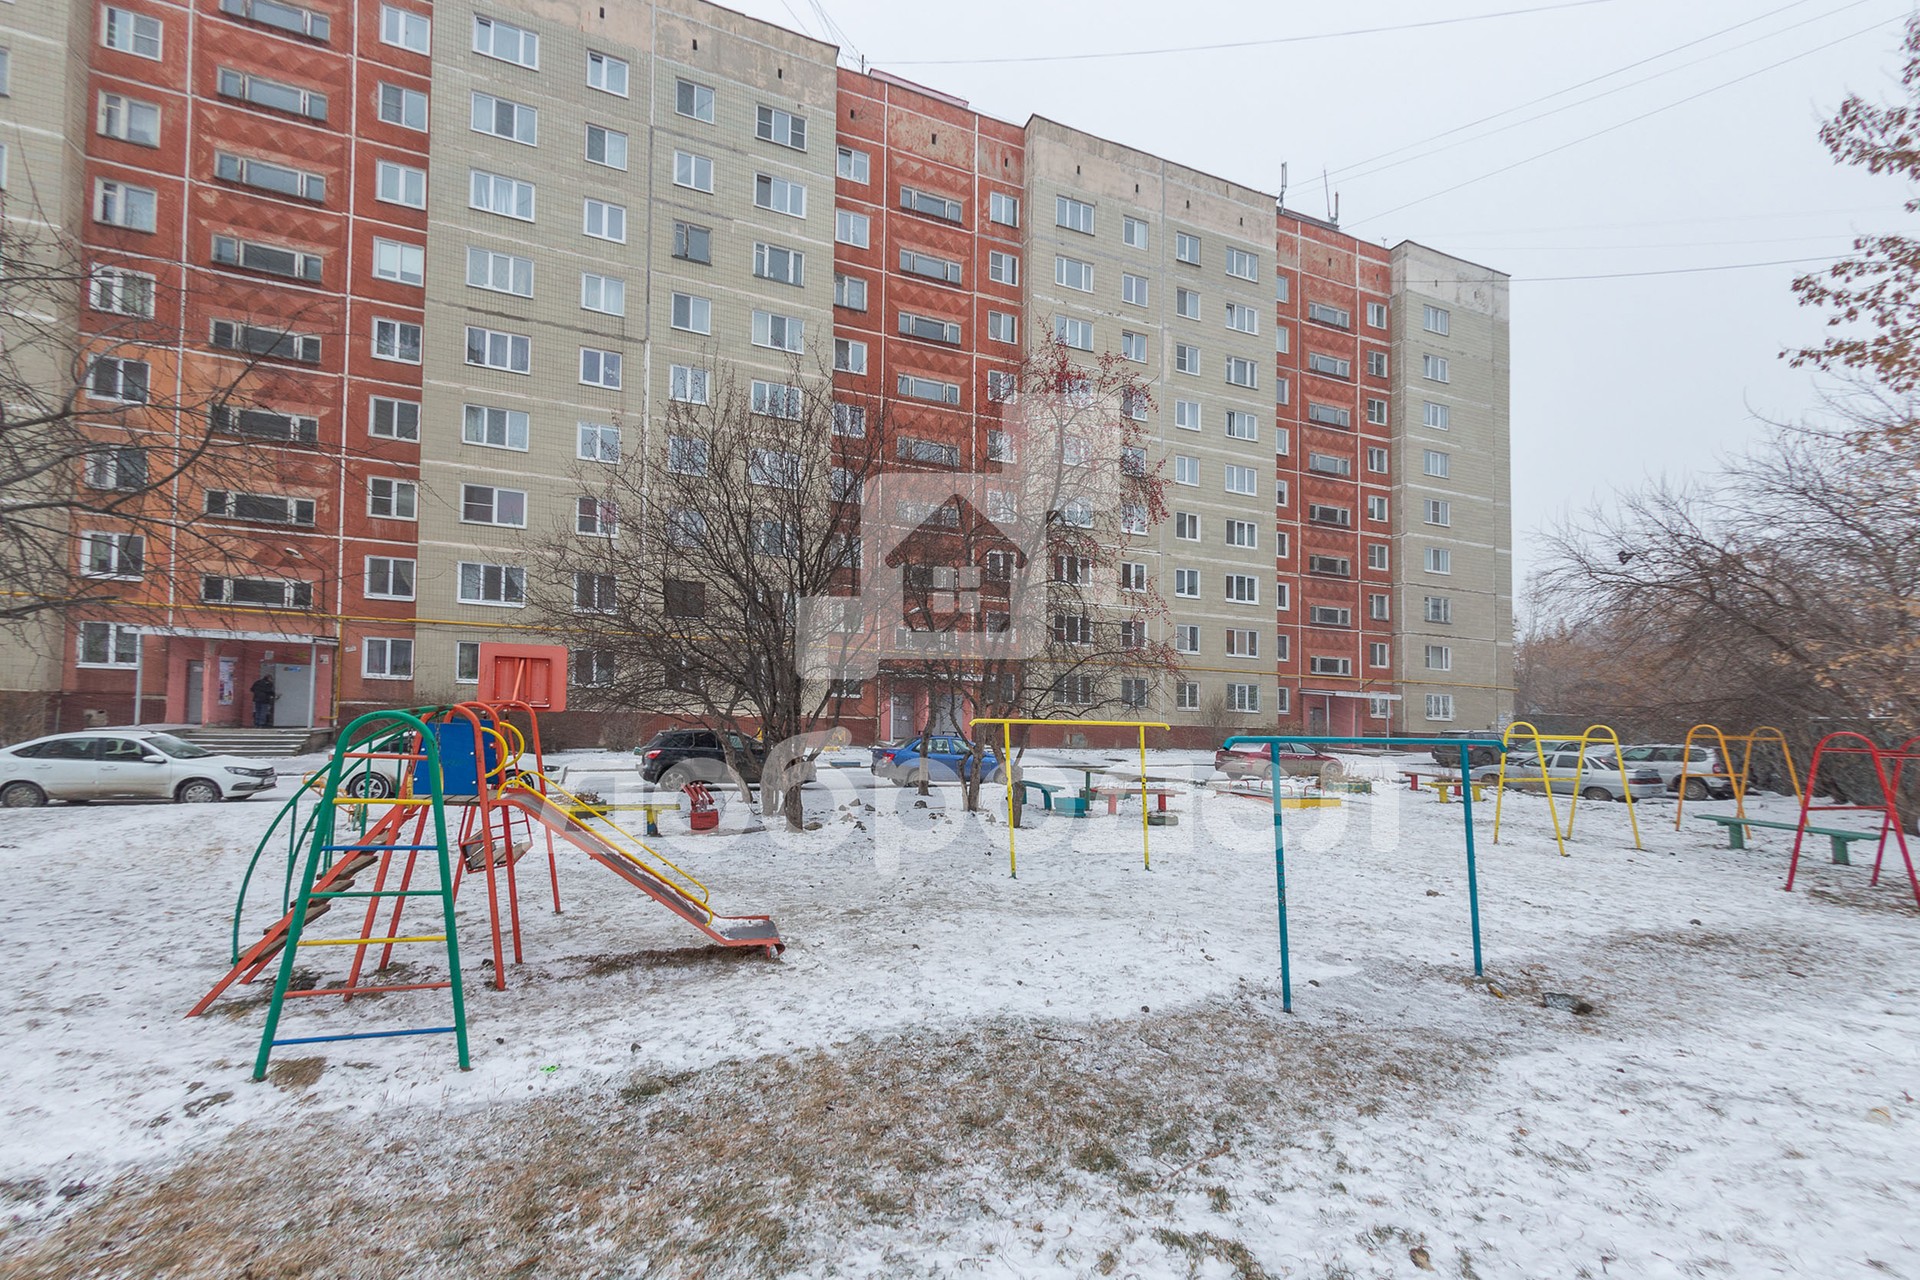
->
<box><xmin>0</xmin><ymin>0</ymin><xmax>1512</xmax><ymax>741</ymax></box>
<box><xmin>1391</xmin><ymin>243</ymin><xmax>1514</xmax><ymax>732</ymax></box>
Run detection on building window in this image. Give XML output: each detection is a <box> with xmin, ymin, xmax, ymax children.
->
<box><xmin>1276</xmin><ymin>378</ymin><xmax>1291</xmax><ymax>408</ymax></box>
<box><xmin>102</xmin><ymin>7</ymin><xmax>163</xmax><ymax>58</ymax></box>
<box><xmin>1275</xmin><ymin>326</ymin><xmax>1290</xmax><ymax>355</ymax></box>
<box><xmin>832</xmin><ymin>404</ymin><xmax>867</xmax><ymax>437</ymax></box>
<box><xmin>1306</xmin><ymin>352</ymin><xmax>1351</xmax><ymax>380</ymax></box>
<box><xmin>751</xmin><ymin>380</ymin><xmax>804</xmax><ymax>419</ymax></box>
<box><xmin>372</xmin><ymin>239</ymin><xmax>425</xmax><ymax>285</ymax></box>
<box><xmin>1225</xmin><ymin>519</ymin><xmax>1257</xmax><ymax>549</ymax></box>
<box><xmin>1307</xmin><ymin>403</ymin><xmax>1351</xmax><ymax>429</ymax></box>
<box><xmin>362</xmin><ymin>638</ymin><xmax>413</xmax><ymax>679</ymax></box>
<box><xmin>754</xmin><ymin>173</ymin><xmax>807</xmax><ymax>217</ymax></box>
<box><xmin>1306</xmin><ymin>301</ymin><xmax>1352</xmax><ymax>329</ymax></box>
<box><xmin>1423</xmin><ymin>354</ymin><xmax>1451</xmax><ymax>383</ymax></box>
<box><xmin>372</xmin><ymin>318</ymin><xmax>422</xmax><ymax>364</ymax></box>
<box><xmin>1225</xmin><ymin>573</ymin><xmax>1259</xmax><ymax>604</ymax></box>
<box><xmin>469</xmin><ymin>169</ymin><xmax>532</xmax><ymax>219</ymax></box>
<box><xmin>835</xmin><ymin>209</ymin><xmax>870</xmax><ymax>247</ymax></box>
<box><xmin>1170</xmin><ymin>400</ymin><xmax>1201</xmax><ymax>433</ymax></box>
<box><xmin>1368</xmin><ymin>643</ymin><xmax>1390</xmax><ymax>669</ymax></box>
<box><xmin>579</xmin><ymin>421</ymin><xmax>621</xmax><ymax>463</ymax></box>
<box><xmin>1175</xmin><ymin>681</ymin><xmax>1199</xmax><ymax>711</ymax></box>
<box><xmin>1225</xmin><ymin>357</ymin><xmax>1258</xmax><ymax>389</ymax></box>
<box><xmin>988</xmin><ymin>252</ymin><xmax>1019</xmax><ymax>286</ymax></box>
<box><xmin>1424</xmin><ymin>401</ymin><xmax>1451</xmax><ymax>430</ymax></box>
<box><xmin>669</xmin><ymin>363</ymin><xmax>710</xmax><ymax>404</ymax></box>
<box><xmin>457</xmin><ymin>562</ymin><xmax>526</xmax><ymax>607</ymax></box>
<box><xmin>1055</xmin><ymin>255</ymin><xmax>1093</xmax><ymax>292</ymax></box>
<box><xmin>368</xmin><ymin>477</ymin><xmax>417</xmax><ymax>520</ymax></box>
<box><xmin>1223</xmin><ymin>464</ymin><xmax>1258</xmax><ymax>496</ymax></box>
<box><xmin>468</xmin><ymin>91</ymin><xmax>537</xmax><ymax>143</ymax></box>
<box><xmin>837</xmin><ymin>145</ymin><xmax>870</xmax><ymax>183</ymax></box>
<box><xmin>587</xmin><ymin>50</ymin><xmax>629</xmax><ymax>95</ymax></box>
<box><xmin>211</xmin><ymin>233</ymin><xmax>324</xmax><ymax>280</ymax></box>
<box><xmin>674</xmin><ymin>150</ymin><xmax>715</xmax><ymax>192</ymax></box>
<box><xmin>1366</xmin><ymin>398</ymin><xmax>1390</xmax><ymax>426</ymax></box>
<box><xmin>80</xmin><ymin>531</ymin><xmax>144</xmax><ymax>579</ymax></box>
<box><xmin>983</xmin><ymin>310</ymin><xmax>1018</xmax><ymax>345</ymax></box>
<box><xmin>1173</xmin><ymin>344</ymin><xmax>1200</xmax><ymax>376</ymax></box>
<box><xmin>1227</xmin><ymin>682</ymin><xmax>1260</xmax><ymax>713</ymax></box>
<box><xmin>464</xmin><ymin>325</ymin><xmax>530</xmax><ymax>373</ymax></box>
<box><xmin>580</xmin><ymin>272</ymin><xmax>626</xmax><ymax>316</ymax></box>
<box><xmin>1224</xmin><ymin>411</ymin><xmax>1258</xmax><ymax>442</ymax></box>
<box><xmin>1121</xmin><ymin>216</ymin><xmax>1149</xmax><ymax>249</ymax></box>
<box><xmin>756</xmin><ymin>104</ymin><xmax>807</xmax><ymax>150</ymax></box>
<box><xmin>1425</xmin><ymin>644</ymin><xmax>1453</xmax><ymax>672</ymax></box>
<box><xmin>210</xmin><ymin>320</ymin><xmax>321</xmax><ymax>364</ymax></box>
<box><xmin>1366</xmin><ymin>301</ymin><xmax>1388</xmax><ymax>329</ymax></box>
<box><xmin>1175</xmin><ymin>231</ymin><xmax>1201</xmax><ymax>265</ymax></box>
<box><xmin>1174</xmin><ymin>624</ymin><xmax>1199</xmax><ymax>653</ymax></box>
<box><xmin>753</xmin><ymin>242</ymin><xmax>805</xmax><ymax>287</ymax></box>
<box><xmin>463</xmin><ymin>403</ymin><xmax>527</xmax><ymax>450</ymax></box>
<box><xmin>1426</xmin><ymin>694</ymin><xmax>1456</xmax><ymax>722</ymax></box>
<box><xmin>1367</xmin><ymin>350</ymin><xmax>1389</xmax><ymax>378</ymax></box>
<box><xmin>578</xmin><ymin>347</ymin><xmax>622</xmax><ymax>388</ymax></box>
<box><xmin>1055</xmin><ymin>195</ymin><xmax>1094</xmax><ymax>234</ymax></box>
<box><xmin>1370</xmin><ymin>593</ymin><xmax>1390</xmax><ymax>621</ymax></box>
<box><xmin>752</xmin><ymin>310</ymin><xmax>804</xmax><ymax>354</ymax></box>
<box><xmin>88</xmin><ymin>356</ymin><xmax>150</xmax><ymax>403</ymax></box>
<box><xmin>672</xmin><ymin>220</ymin><xmax>710</xmax><ymax>263</ymax></box>
<box><xmin>903</xmin><ymin>185</ymin><xmax>964</xmax><ymax>223</ymax></box>
<box><xmin>222</xmin><ymin>0</ymin><xmax>329</xmax><ymax>40</ymax></box>
<box><xmin>1225</xmin><ymin>628</ymin><xmax>1260</xmax><ymax>658</ymax></box>
<box><xmin>895</xmin><ymin>374</ymin><xmax>958</xmax><ymax>405</ymax></box>
<box><xmin>1226</xmin><ymin>302</ymin><xmax>1259</xmax><ymax>335</ymax></box>
<box><xmin>78</xmin><ymin>622</ymin><xmax>142</xmax><ymax>667</ymax></box>
<box><xmin>473</xmin><ymin>15</ymin><xmax>538</xmax><ymax>67</ymax></box>
<box><xmin>461</xmin><ymin>484</ymin><xmax>527</xmax><ymax>527</ymax></box>
<box><xmin>1364</xmin><ymin>496</ymin><xmax>1389</xmax><ymax>526</ymax></box>
<box><xmin>88</xmin><ymin>266</ymin><xmax>155</xmax><ymax>317</ymax></box>
<box><xmin>676</xmin><ymin>78</ymin><xmax>715</xmax><ymax>122</ymax></box>
<box><xmin>1425</xmin><ymin>500</ymin><xmax>1452</xmax><ymax>527</ymax></box>
<box><xmin>1361</xmin><ymin>446</ymin><xmax>1386</xmax><ymax>474</ymax></box>
<box><xmin>901</xmin><ymin>250</ymin><xmax>961</xmax><ymax>287</ymax></box>
<box><xmin>666</xmin><ymin>435</ymin><xmax>709</xmax><ymax>476</ymax></box>
<box><xmin>834</xmin><ymin>338</ymin><xmax>868</xmax><ymax>374</ymax></box>
<box><xmin>1423</xmin><ymin>305</ymin><xmax>1451</xmax><ymax>335</ymax></box>
<box><xmin>1426</xmin><ymin>547</ymin><xmax>1452</xmax><ymax>575</ymax></box>
<box><xmin>1225</xmin><ymin>247</ymin><xmax>1258</xmax><ymax>280</ymax></box>
<box><xmin>378</xmin><ymin>83</ymin><xmax>428</xmax><ymax>131</ymax></box>
<box><xmin>94</xmin><ymin>179</ymin><xmax>157</xmax><ymax>232</ymax></box>
<box><xmin>585</xmin><ymin>123</ymin><xmax>628</xmax><ymax>170</ymax></box>
<box><xmin>464</xmin><ymin>246</ymin><xmax>537</xmax><ymax>296</ymax></box>
<box><xmin>369</xmin><ymin>397</ymin><xmax>419</xmax><ymax>440</ymax></box>
<box><xmin>364</xmin><ymin>556</ymin><xmax>416</xmax><ymax>600</ymax></box>
<box><xmin>670</xmin><ymin>293</ymin><xmax>711</xmax><ymax>335</ymax></box>
<box><xmin>98</xmin><ymin>91</ymin><xmax>162</xmax><ymax>143</ymax></box>
<box><xmin>455</xmin><ymin>641</ymin><xmax>481</xmax><ymax>683</ymax></box>
<box><xmin>575</xmin><ymin>496</ymin><xmax>617</xmax><ymax>537</ymax></box>
<box><xmin>378</xmin><ymin>161</ymin><xmax>427</xmax><ymax>208</ymax></box>
<box><xmin>1054</xmin><ymin>316</ymin><xmax>1093</xmax><ymax>351</ymax></box>
<box><xmin>1175</xmin><ymin>288</ymin><xmax>1200</xmax><ymax>320</ymax></box>
<box><xmin>1423</xmin><ymin>449</ymin><xmax>1451</xmax><ymax>478</ymax></box>
<box><xmin>1368</xmin><ymin>543</ymin><xmax>1389</xmax><ymax>571</ymax></box>
<box><xmin>1309</xmin><ymin>452</ymin><xmax>1351</xmax><ymax>477</ymax></box>
<box><xmin>989</xmin><ymin>191</ymin><xmax>1020</xmax><ymax>226</ymax></box>
<box><xmin>381</xmin><ymin>5</ymin><xmax>429</xmax><ymax>52</ymax></box>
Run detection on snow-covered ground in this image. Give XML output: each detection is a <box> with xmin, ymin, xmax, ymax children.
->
<box><xmin>2</xmin><ymin>751</ymin><xmax>1917</xmax><ymax>1278</ymax></box>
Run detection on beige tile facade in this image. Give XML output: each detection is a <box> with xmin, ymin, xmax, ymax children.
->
<box><xmin>1390</xmin><ymin>242</ymin><xmax>1514</xmax><ymax>732</ymax></box>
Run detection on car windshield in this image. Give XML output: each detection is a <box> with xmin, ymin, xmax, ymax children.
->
<box><xmin>145</xmin><ymin>733</ymin><xmax>213</xmax><ymax>759</ymax></box>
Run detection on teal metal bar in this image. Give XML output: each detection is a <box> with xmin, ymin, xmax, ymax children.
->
<box><xmin>1223</xmin><ymin>734</ymin><xmax>1502</xmax><ymax>1006</ymax></box>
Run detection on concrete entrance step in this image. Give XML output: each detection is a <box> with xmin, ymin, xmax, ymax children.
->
<box><xmin>173</xmin><ymin>727</ymin><xmax>320</xmax><ymax>758</ymax></box>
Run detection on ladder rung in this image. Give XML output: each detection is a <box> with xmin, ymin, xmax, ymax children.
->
<box><xmin>320</xmin><ymin>844</ymin><xmax>443</xmax><ymax>853</ymax></box>
<box><xmin>297</xmin><ymin>934</ymin><xmax>446</xmax><ymax>947</ymax></box>
<box><xmin>282</xmin><ymin>981</ymin><xmax>452</xmax><ymax>999</ymax></box>
<box><xmin>307</xmin><ymin>888</ymin><xmax>450</xmax><ymax>899</ymax></box>
<box><xmin>332</xmin><ymin>799</ymin><xmax>435</xmax><ymax>807</ymax></box>
<box><xmin>271</xmin><ymin>1026</ymin><xmax>457</xmax><ymax>1046</ymax></box>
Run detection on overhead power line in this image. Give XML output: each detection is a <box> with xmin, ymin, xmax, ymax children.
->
<box><xmin>1348</xmin><ymin>17</ymin><xmax>1901</xmax><ymax>228</ymax></box>
<box><xmin>1422</xmin><ymin>253</ymin><xmax>1843</xmax><ymax>285</ymax></box>
<box><xmin>1333</xmin><ymin>0</ymin><xmax>1878</xmax><ymax>187</ymax></box>
<box><xmin>877</xmin><ymin>0</ymin><xmax>1616</xmax><ymax>67</ymax></box>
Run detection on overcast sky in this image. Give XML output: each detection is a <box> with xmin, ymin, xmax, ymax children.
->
<box><xmin>724</xmin><ymin>0</ymin><xmax>1910</xmax><ymax>597</ymax></box>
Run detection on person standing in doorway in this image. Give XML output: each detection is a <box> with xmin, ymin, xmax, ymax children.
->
<box><xmin>249</xmin><ymin>672</ymin><xmax>276</xmax><ymax>728</ymax></box>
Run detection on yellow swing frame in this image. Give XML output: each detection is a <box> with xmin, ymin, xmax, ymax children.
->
<box><xmin>1492</xmin><ymin>720</ymin><xmax>1645</xmax><ymax>856</ymax></box>
<box><xmin>1671</xmin><ymin>724</ymin><xmax>1802</xmax><ymax>829</ymax></box>
<box><xmin>970</xmin><ymin>718</ymin><xmax>1170</xmax><ymax>878</ymax></box>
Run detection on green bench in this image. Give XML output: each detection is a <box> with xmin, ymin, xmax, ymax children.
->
<box><xmin>1020</xmin><ymin>779</ymin><xmax>1088</xmax><ymax>816</ymax></box>
<box><xmin>1694</xmin><ymin>814</ymin><xmax>1880</xmax><ymax>865</ymax></box>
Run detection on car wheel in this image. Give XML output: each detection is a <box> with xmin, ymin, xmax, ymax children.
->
<box><xmin>1684</xmin><ymin>779</ymin><xmax>1710</xmax><ymax>800</ymax></box>
<box><xmin>1582</xmin><ymin>786</ymin><xmax>1612</xmax><ymax>802</ymax></box>
<box><xmin>1</xmin><ymin>781</ymin><xmax>46</xmax><ymax>809</ymax></box>
<box><xmin>344</xmin><ymin>772</ymin><xmax>394</xmax><ymax>800</ymax></box>
<box><xmin>175</xmin><ymin>779</ymin><xmax>223</xmax><ymax>805</ymax></box>
<box><xmin>660</xmin><ymin>766</ymin><xmax>695</xmax><ymax>793</ymax></box>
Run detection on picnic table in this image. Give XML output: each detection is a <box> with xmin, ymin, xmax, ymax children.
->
<box><xmin>1425</xmin><ymin>779</ymin><xmax>1487</xmax><ymax>804</ymax></box>
<box><xmin>1088</xmin><ymin>784</ymin><xmax>1181</xmax><ymax>816</ymax></box>
<box><xmin>1693</xmin><ymin>813</ymin><xmax>1878</xmax><ymax>865</ymax></box>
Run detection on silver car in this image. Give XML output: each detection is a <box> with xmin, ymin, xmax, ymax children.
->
<box><xmin>0</xmin><ymin>730</ymin><xmax>279</xmax><ymax>806</ymax></box>
<box><xmin>1588</xmin><ymin>744</ymin><xmax>1737</xmax><ymax>800</ymax></box>
<box><xmin>1473</xmin><ymin>750</ymin><xmax>1666</xmax><ymax>802</ymax></box>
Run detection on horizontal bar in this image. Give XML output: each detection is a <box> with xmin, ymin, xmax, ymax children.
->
<box><xmin>271</xmin><ymin>1026</ymin><xmax>457</xmax><ymax>1046</ymax></box>
<box><xmin>298</xmin><ymin>934</ymin><xmax>447</xmax><ymax>947</ymax></box>
<box><xmin>973</xmin><ymin>719</ymin><xmax>1171</xmax><ymax>730</ymax></box>
<box><xmin>308</xmin><ymin>888</ymin><xmax>450</xmax><ymax>899</ymax></box>
<box><xmin>332</xmin><ymin>799</ymin><xmax>434</xmax><ymax>807</ymax></box>
<box><xmin>1225</xmin><ymin>735</ymin><xmax>1506</xmax><ymax>749</ymax></box>
<box><xmin>281</xmin><ymin>981</ymin><xmax>452</xmax><ymax>999</ymax></box>
<box><xmin>341</xmin><ymin>752</ymin><xmax>427</xmax><ymax>761</ymax></box>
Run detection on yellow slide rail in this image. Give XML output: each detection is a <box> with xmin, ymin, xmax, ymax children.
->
<box><xmin>506</xmin><ymin>775</ymin><xmax>713</xmax><ymax>912</ymax></box>
<box><xmin>1673</xmin><ymin>724</ymin><xmax>1802</xmax><ymax>829</ymax></box>
<box><xmin>971</xmin><ymin>718</ymin><xmax>1170</xmax><ymax>878</ymax></box>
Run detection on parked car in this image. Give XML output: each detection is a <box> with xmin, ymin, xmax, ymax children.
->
<box><xmin>1587</xmin><ymin>744</ymin><xmax>1737</xmax><ymax>799</ymax></box>
<box><xmin>1471</xmin><ymin>750</ymin><xmax>1666</xmax><ymax>802</ymax></box>
<box><xmin>873</xmin><ymin>734</ymin><xmax>1004</xmax><ymax>785</ymax></box>
<box><xmin>636</xmin><ymin>728</ymin><xmax>770</xmax><ymax>790</ymax></box>
<box><xmin>0</xmin><ymin>730</ymin><xmax>278</xmax><ymax>807</ymax></box>
<box><xmin>1215</xmin><ymin>742</ymin><xmax>1341</xmax><ymax>781</ymax></box>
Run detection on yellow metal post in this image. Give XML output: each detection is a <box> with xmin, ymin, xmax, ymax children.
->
<box><xmin>1003</xmin><ymin>721</ymin><xmax>1017</xmax><ymax>878</ymax></box>
<box><xmin>1492</xmin><ymin>719</ymin><xmax>1568</xmax><ymax>857</ymax></box>
<box><xmin>1568</xmin><ymin>724</ymin><xmax>1643</xmax><ymax>850</ymax></box>
<box><xmin>971</xmin><ymin>718</ymin><xmax>1170</xmax><ymax>878</ymax></box>
<box><xmin>1138</xmin><ymin>726</ymin><xmax>1150</xmax><ymax>871</ymax></box>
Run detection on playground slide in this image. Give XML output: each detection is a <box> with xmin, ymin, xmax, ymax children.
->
<box><xmin>495</xmin><ymin>789</ymin><xmax>783</xmax><ymax>953</ymax></box>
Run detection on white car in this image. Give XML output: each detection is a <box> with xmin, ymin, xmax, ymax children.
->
<box><xmin>0</xmin><ymin>730</ymin><xmax>279</xmax><ymax>807</ymax></box>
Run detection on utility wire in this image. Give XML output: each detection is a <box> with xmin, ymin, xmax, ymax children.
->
<box><xmin>1349</xmin><ymin>17</ymin><xmax>1900</xmax><ymax>227</ymax></box>
<box><xmin>1421</xmin><ymin>253</ymin><xmax>1843</xmax><ymax>284</ymax></box>
<box><xmin>1335</xmin><ymin>0</ymin><xmax>1880</xmax><ymax>186</ymax></box>
<box><xmin>877</xmin><ymin>0</ymin><xmax>1616</xmax><ymax>67</ymax></box>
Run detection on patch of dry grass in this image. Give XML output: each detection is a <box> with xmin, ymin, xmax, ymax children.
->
<box><xmin>0</xmin><ymin>996</ymin><xmax>1491</xmax><ymax>1280</ymax></box>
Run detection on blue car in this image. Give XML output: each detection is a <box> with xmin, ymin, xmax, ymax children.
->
<box><xmin>873</xmin><ymin>734</ymin><xmax>1005</xmax><ymax>786</ymax></box>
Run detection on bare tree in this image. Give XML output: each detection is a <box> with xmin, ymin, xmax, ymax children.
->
<box><xmin>0</xmin><ymin>200</ymin><xmax>280</xmax><ymax>628</ymax></box>
<box><xmin>528</xmin><ymin>361</ymin><xmax>888</xmax><ymax>829</ymax></box>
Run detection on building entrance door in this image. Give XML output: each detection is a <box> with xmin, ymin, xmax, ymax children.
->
<box><xmin>183</xmin><ymin>662</ymin><xmax>205</xmax><ymax>724</ymax></box>
<box><xmin>272</xmin><ymin>663</ymin><xmax>313</xmax><ymax>728</ymax></box>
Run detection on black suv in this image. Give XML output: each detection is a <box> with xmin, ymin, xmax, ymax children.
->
<box><xmin>636</xmin><ymin>728</ymin><xmax>768</xmax><ymax>788</ymax></box>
